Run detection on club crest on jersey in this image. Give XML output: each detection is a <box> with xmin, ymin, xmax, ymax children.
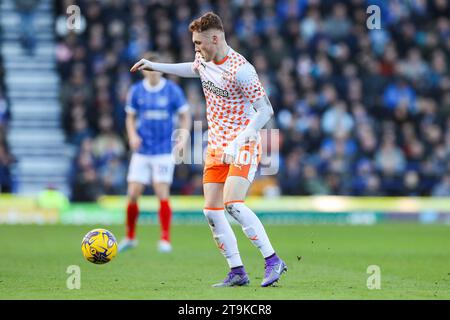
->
<box><xmin>157</xmin><ymin>96</ymin><xmax>169</xmax><ymax>106</ymax></box>
<box><xmin>201</xmin><ymin>80</ymin><xmax>229</xmax><ymax>98</ymax></box>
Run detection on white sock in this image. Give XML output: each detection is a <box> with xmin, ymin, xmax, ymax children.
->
<box><xmin>225</xmin><ymin>202</ymin><xmax>275</xmax><ymax>258</ymax></box>
<box><xmin>203</xmin><ymin>209</ymin><xmax>243</xmax><ymax>268</ymax></box>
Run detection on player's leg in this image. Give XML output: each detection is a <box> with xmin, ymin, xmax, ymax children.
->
<box><xmin>204</xmin><ymin>181</ymin><xmax>249</xmax><ymax>287</ymax></box>
<box><xmin>126</xmin><ymin>182</ymin><xmax>145</xmax><ymax>238</ymax></box>
<box><xmin>224</xmin><ymin>144</ymin><xmax>287</xmax><ymax>287</ymax></box>
<box><xmin>119</xmin><ymin>182</ymin><xmax>145</xmax><ymax>252</ymax></box>
<box><xmin>151</xmin><ymin>154</ymin><xmax>175</xmax><ymax>252</ymax></box>
<box><xmin>153</xmin><ymin>182</ymin><xmax>172</xmax><ymax>252</ymax></box>
<box><xmin>119</xmin><ymin>153</ymin><xmax>151</xmax><ymax>252</ymax></box>
<box><xmin>223</xmin><ymin>177</ymin><xmax>276</xmax><ymax>258</ymax></box>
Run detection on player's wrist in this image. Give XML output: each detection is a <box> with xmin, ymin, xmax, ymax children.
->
<box><xmin>129</xmin><ymin>131</ymin><xmax>139</xmax><ymax>139</ymax></box>
<box><xmin>146</xmin><ymin>59</ymin><xmax>154</xmax><ymax>71</ymax></box>
<box><xmin>235</xmin><ymin>127</ymin><xmax>258</xmax><ymax>145</ymax></box>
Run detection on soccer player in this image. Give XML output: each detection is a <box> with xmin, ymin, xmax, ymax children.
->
<box><xmin>120</xmin><ymin>52</ymin><xmax>192</xmax><ymax>253</ymax></box>
<box><xmin>130</xmin><ymin>13</ymin><xmax>287</xmax><ymax>287</ymax></box>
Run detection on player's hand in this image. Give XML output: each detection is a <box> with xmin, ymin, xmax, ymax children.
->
<box><xmin>130</xmin><ymin>59</ymin><xmax>153</xmax><ymax>72</ymax></box>
<box><xmin>222</xmin><ymin>141</ymin><xmax>237</xmax><ymax>164</ymax></box>
<box><xmin>235</xmin><ymin>127</ymin><xmax>258</xmax><ymax>146</ymax></box>
<box><xmin>172</xmin><ymin>137</ymin><xmax>188</xmax><ymax>163</ymax></box>
<box><xmin>129</xmin><ymin>134</ymin><xmax>142</xmax><ymax>152</ymax></box>
<box><xmin>222</xmin><ymin>128</ymin><xmax>258</xmax><ymax>164</ymax></box>
<box><xmin>221</xmin><ymin>153</ymin><xmax>234</xmax><ymax>164</ymax></box>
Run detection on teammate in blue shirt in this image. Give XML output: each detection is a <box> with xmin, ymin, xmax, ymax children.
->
<box><xmin>119</xmin><ymin>52</ymin><xmax>192</xmax><ymax>253</ymax></box>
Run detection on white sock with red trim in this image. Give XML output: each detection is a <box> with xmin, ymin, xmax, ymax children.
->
<box><xmin>225</xmin><ymin>202</ymin><xmax>275</xmax><ymax>258</ymax></box>
<box><xmin>203</xmin><ymin>209</ymin><xmax>243</xmax><ymax>268</ymax></box>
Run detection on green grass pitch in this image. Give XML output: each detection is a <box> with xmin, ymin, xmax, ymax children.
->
<box><xmin>0</xmin><ymin>223</ymin><xmax>449</xmax><ymax>299</ymax></box>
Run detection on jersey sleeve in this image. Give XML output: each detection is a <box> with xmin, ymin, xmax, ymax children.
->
<box><xmin>191</xmin><ymin>52</ymin><xmax>202</xmax><ymax>75</ymax></box>
<box><xmin>125</xmin><ymin>85</ymin><xmax>138</xmax><ymax>114</ymax></box>
<box><xmin>171</xmin><ymin>83</ymin><xmax>190</xmax><ymax>114</ymax></box>
<box><xmin>235</xmin><ymin>63</ymin><xmax>266</xmax><ymax>104</ymax></box>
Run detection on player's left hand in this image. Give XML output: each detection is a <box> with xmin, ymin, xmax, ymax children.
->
<box><xmin>130</xmin><ymin>59</ymin><xmax>153</xmax><ymax>72</ymax></box>
<box><xmin>172</xmin><ymin>134</ymin><xmax>189</xmax><ymax>163</ymax></box>
<box><xmin>235</xmin><ymin>127</ymin><xmax>258</xmax><ymax>146</ymax></box>
<box><xmin>222</xmin><ymin>141</ymin><xmax>237</xmax><ymax>164</ymax></box>
<box><xmin>173</xmin><ymin>140</ymin><xmax>186</xmax><ymax>162</ymax></box>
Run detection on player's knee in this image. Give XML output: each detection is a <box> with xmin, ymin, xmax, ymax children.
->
<box><xmin>224</xmin><ymin>203</ymin><xmax>233</xmax><ymax>214</ymax></box>
<box><xmin>224</xmin><ymin>202</ymin><xmax>240</xmax><ymax>220</ymax></box>
<box><xmin>128</xmin><ymin>195</ymin><xmax>139</xmax><ymax>204</ymax></box>
<box><xmin>203</xmin><ymin>209</ymin><xmax>218</xmax><ymax>229</ymax></box>
<box><xmin>128</xmin><ymin>183</ymin><xmax>143</xmax><ymax>201</ymax></box>
<box><xmin>154</xmin><ymin>184</ymin><xmax>170</xmax><ymax>200</ymax></box>
<box><xmin>127</xmin><ymin>189</ymin><xmax>140</xmax><ymax>203</ymax></box>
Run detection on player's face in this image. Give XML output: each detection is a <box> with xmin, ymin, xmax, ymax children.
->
<box><xmin>192</xmin><ymin>31</ymin><xmax>216</xmax><ymax>62</ymax></box>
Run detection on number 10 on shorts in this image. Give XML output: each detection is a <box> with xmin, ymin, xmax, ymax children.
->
<box><xmin>236</xmin><ymin>149</ymin><xmax>252</xmax><ymax>166</ymax></box>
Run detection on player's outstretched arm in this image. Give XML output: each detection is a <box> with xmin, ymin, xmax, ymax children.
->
<box><xmin>130</xmin><ymin>59</ymin><xmax>199</xmax><ymax>78</ymax></box>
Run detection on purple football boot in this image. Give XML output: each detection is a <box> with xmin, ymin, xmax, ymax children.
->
<box><xmin>261</xmin><ymin>254</ymin><xmax>288</xmax><ymax>287</ymax></box>
<box><xmin>212</xmin><ymin>266</ymin><xmax>250</xmax><ymax>287</ymax></box>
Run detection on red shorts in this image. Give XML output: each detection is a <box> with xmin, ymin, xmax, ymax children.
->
<box><xmin>203</xmin><ymin>143</ymin><xmax>262</xmax><ymax>184</ymax></box>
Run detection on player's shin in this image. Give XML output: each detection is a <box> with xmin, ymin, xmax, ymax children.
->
<box><xmin>225</xmin><ymin>202</ymin><xmax>275</xmax><ymax>258</ymax></box>
<box><xmin>126</xmin><ymin>201</ymin><xmax>139</xmax><ymax>239</ymax></box>
<box><xmin>159</xmin><ymin>199</ymin><xmax>172</xmax><ymax>241</ymax></box>
<box><xmin>203</xmin><ymin>208</ymin><xmax>243</xmax><ymax>268</ymax></box>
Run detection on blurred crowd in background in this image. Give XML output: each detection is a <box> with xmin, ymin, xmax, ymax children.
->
<box><xmin>51</xmin><ymin>0</ymin><xmax>450</xmax><ymax>200</ymax></box>
<box><xmin>0</xmin><ymin>0</ymin><xmax>37</xmax><ymax>194</ymax></box>
<box><xmin>0</xmin><ymin>54</ymin><xmax>13</xmax><ymax>193</ymax></box>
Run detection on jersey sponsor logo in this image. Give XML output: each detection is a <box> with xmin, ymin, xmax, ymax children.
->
<box><xmin>143</xmin><ymin>109</ymin><xmax>169</xmax><ymax>120</ymax></box>
<box><xmin>137</xmin><ymin>97</ymin><xmax>169</xmax><ymax>107</ymax></box>
<box><xmin>201</xmin><ymin>80</ymin><xmax>229</xmax><ymax>98</ymax></box>
<box><xmin>156</xmin><ymin>96</ymin><xmax>169</xmax><ymax>106</ymax></box>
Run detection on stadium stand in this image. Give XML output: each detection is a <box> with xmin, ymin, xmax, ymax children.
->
<box><xmin>0</xmin><ymin>53</ymin><xmax>14</xmax><ymax>193</ymax></box>
<box><xmin>1</xmin><ymin>0</ymin><xmax>72</xmax><ymax>195</ymax></box>
<box><xmin>51</xmin><ymin>0</ymin><xmax>450</xmax><ymax>200</ymax></box>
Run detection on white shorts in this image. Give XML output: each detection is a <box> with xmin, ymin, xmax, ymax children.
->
<box><xmin>127</xmin><ymin>153</ymin><xmax>175</xmax><ymax>185</ymax></box>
